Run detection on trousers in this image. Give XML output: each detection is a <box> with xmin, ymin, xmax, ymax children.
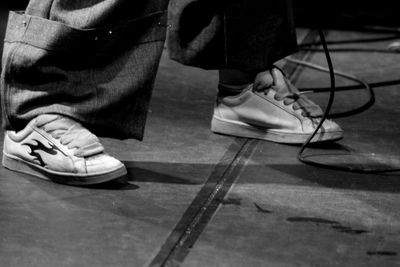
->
<box><xmin>0</xmin><ymin>0</ymin><xmax>297</xmax><ymax>139</ymax></box>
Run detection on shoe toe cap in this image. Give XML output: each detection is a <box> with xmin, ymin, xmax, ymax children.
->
<box><xmin>301</xmin><ymin>118</ymin><xmax>343</xmax><ymax>137</ymax></box>
<box><xmin>85</xmin><ymin>153</ymin><xmax>126</xmax><ymax>174</ymax></box>
<box><xmin>321</xmin><ymin>119</ymin><xmax>343</xmax><ymax>132</ymax></box>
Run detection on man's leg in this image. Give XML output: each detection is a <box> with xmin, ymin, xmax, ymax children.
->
<box><xmin>1</xmin><ymin>0</ymin><xmax>168</xmax><ymax>185</ymax></box>
<box><xmin>2</xmin><ymin>0</ymin><xmax>168</xmax><ymax>139</ymax></box>
<box><xmin>168</xmin><ymin>0</ymin><xmax>343</xmax><ymax>143</ymax></box>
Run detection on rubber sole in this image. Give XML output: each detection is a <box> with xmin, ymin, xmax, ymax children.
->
<box><xmin>211</xmin><ymin>116</ymin><xmax>344</xmax><ymax>144</ymax></box>
<box><xmin>2</xmin><ymin>152</ymin><xmax>127</xmax><ymax>186</ymax></box>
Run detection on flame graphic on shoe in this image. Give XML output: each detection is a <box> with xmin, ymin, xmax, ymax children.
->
<box><xmin>23</xmin><ymin>139</ymin><xmax>66</xmax><ymax>167</ymax></box>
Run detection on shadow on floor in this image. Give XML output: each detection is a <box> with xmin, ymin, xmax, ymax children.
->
<box><xmin>268</xmin><ymin>162</ymin><xmax>400</xmax><ymax>193</ymax></box>
<box><xmin>122</xmin><ymin>158</ymin><xmax>400</xmax><ymax>193</ymax></box>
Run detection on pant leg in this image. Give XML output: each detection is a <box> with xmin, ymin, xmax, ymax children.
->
<box><xmin>1</xmin><ymin>0</ymin><xmax>297</xmax><ymax>140</ymax></box>
<box><xmin>1</xmin><ymin>0</ymin><xmax>168</xmax><ymax>139</ymax></box>
<box><xmin>168</xmin><ymin>0</ymin><xmax>298</xmax><ymax>72</ymax></box>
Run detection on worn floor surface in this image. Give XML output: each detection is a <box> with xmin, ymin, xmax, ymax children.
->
<box><xmin>0</xmin><ymin>8</ymin><xmax>400</xmax><ymax>267</ymax></box>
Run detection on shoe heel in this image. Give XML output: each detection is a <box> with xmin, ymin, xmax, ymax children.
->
<box><xmin>2</xmin><ymin>153</ymin><xmax>50</xmax><ymax>181</ymax></box>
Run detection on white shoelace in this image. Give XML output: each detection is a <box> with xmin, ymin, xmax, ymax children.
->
<box><xmin>254</xmin><ymin>68</ymin><xmax>323</xmax><ymax>118</ymax></box>
<box><xmin>34</xmin><ymin>115</ymin><xmax>104</xmax><ymax>157</ymax></box>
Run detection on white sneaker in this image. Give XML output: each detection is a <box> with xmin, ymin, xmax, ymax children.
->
<box><xmin>2</xmin><ymin>114</ymin><xmax>127</xmax><ymax>185</ymax></box>
<box><xmin>212</xmin><ymin>68</ymin><xmax>344</xmax><ymax>144</ymax></box>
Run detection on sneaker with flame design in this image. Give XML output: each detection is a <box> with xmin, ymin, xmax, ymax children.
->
<box><xmin>2</xmin><ymin>114</ymin><xmax>127</xmax><ymax>185</ymax></box>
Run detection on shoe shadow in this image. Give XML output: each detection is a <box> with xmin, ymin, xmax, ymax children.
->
<box><xmin>84</xmin><ymin>160</ymin><xmax>203</xmax><ymax>188</ymax></box>
<box><xmin>3</xmin><ymin>161</ymin><xmax>213</xmax><ymax>220</ymax></box>
<box><xmin>83</xmin><ymin>177</ymin><xmax>139</xmax><ymax>190</ymax></box>
<box><xmin>123</xmin><ymin>161</ymin><xmax>204</xmax><ymax>185</ymax></box>
<box><xmin>268</xmin><ymin>163</ymin><xmax>400</xmax><ymax>192</ymax></box>
<box><xmin>266</xmin><ymin>142</ymin><xmax>400</xmax><ymax>193</ymax></box>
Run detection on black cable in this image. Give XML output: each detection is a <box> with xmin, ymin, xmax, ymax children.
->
<box><xmin>295</xmin><ymin>30</ymin><xmax>400</xmax><ymax>96</ymax></box>
<box><xmin>286</xmin><ymin>26</ymin><xmax>400</xmax><ymax>119</ymax></box>
<box><xmin>296</xmin><ymin>30</ymin><xmax>400</xmax><ymax>173</ymax></box>
<box><xmin>299</xmin><ymin>35</ymin><xmax>400</xmax><ymax>47</ymax></box>
<box><xmin>297</xmin><ymin>79</ymin><xmax>400</xmax><ymax>93</ymax></box>
<box><xmin>300</xmin><ymin>47</ymin><xmax>400</xmax><ymax>54</ymax></box>
<box><xmin>285</xmin><ymin>57</ymin><xmax>375</xmax><ymax>118</ymax></box>
<box><xmin>297</xmin><ymin>29</ymin><xmax>336</xmax><ymax>162</ymax></box>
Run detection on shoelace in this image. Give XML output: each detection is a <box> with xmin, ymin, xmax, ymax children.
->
<box><xmin>34</xmin><ymin>115</ymin><xmax>104</xmax><ymax>157</ymax></box>
<box><xmin>254</xmin><ymin>68</ymin><xmax>324</xmax><ymax>118</ymax></box>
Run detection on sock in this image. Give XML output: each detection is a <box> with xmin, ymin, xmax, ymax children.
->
<box><xmin>217</xmin><ymin>83</ymin><xmax>251</xmax><ymax>96</ymax></box>
<box><xmin>218</xmin><ymin>69</ymin><xmax>255</xmax><ymax>96</ymax></box>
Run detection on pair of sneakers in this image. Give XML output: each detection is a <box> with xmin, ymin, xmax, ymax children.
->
<box><xmin>2</xmin><ymin>68</ymin><xmax>343</xmax><ymax>185</ymax></box>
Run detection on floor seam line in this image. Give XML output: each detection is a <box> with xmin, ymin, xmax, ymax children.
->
<box><xmin>149</xmin><ymin>28</ymin><xmax>320</xmax><ymax>267</ymax></box>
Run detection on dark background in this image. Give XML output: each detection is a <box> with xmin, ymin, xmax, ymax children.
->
<box><xmin>0</xmin><ymin>0</ymin><xmax>399</xmax><ymax>59</ymax></box>
<box><xmin>294</xmin><ymin>1</ymin><xmax>399</xmax><ymax>29</ymax></box>
<box><xmin>0</xmin><ymin>0</ymin><xmax>399</xmax><ymax>27</ymax></box>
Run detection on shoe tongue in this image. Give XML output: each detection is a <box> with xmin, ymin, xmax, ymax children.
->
<box><xmin>253</xmin><ymin>70</ymin><xmax>274</xmax><ymax>91</ymax></box>
<box><xmin>271</xmin><ymin>68</ymin><xmax>300</xmax><ymax>95</ymax></box>
<box><xmin>35</xmin><ymin>114</ymin><xmax>104</xmax><ymax>157</ymax></box>
<box><xmin>253</xmin><ymin>68</ymin><xmax>298</xmax><ymax>94</ymax></box>
<box><xmin>254</xmin><ymin>68</ymin><xmax>323</xmax><ymax>118</ymax></box>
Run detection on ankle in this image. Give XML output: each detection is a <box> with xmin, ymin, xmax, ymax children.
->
<box><xmin>218</xmin><ymin>69</ymin><xmax>256</xmax><ymax>96</ymax></box>
<box><xmin>219</xmin><ymin>69</ymin><xmax>255</xmax><ymax>85</ymax></box>
<box><xmin>218</xmin><ymin>83</ymin><xmax>250</xmax><ymax>97</ymax></box>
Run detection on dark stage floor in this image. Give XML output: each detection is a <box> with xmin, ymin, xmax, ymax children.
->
<box><xmin>1</xmin><ymin>8</ymin><xmax>400</xmax><ymax>267</ymax></box>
